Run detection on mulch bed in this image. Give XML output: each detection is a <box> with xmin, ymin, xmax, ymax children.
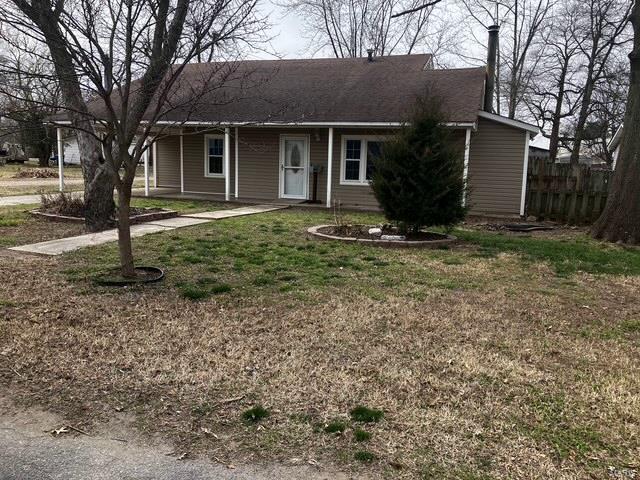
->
<box><xmin>318</xmin><ymin>224</ymin><xmax>450</xmax><ymax>241</ymax></box>
<box><xmin>31</xmin><ymin>207</ymin><xmax>177</xmax><ymax>226</ymax></box>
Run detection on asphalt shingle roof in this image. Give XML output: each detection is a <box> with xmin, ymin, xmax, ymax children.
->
<box><xmin>80</xmin><ymin>54</ymin><xmax>487</xmax><ymax>125</ymax></box>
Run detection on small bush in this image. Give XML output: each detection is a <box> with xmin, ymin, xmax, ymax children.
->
<box><xmin>370</xmin><ymin>95</ymin><xmax>467</xmax><ymax>234</ymax></box>
<box><xmin>354</xmin><ymin>450</ymin><xmax>376</xmax><ymax>462</ymax></box>
<box><xmin>350</xmin><ymin>406</ymin><xmax>384</xmax><ymax>423</ymax></box>
<box><xmin>353</xmin><ymin>428</ymin><xmax>371</xmax><ymax>442</ymax></box>
<box><xmin>242</xmin><ymin>405</ymin><xmax>269</xmax><ymax>423</ymax></box>
<box><xmin>324</xmin><ymin>420</ymin><xmax>347</xmax><ymax>434</ymax></box>
<box><xmin>40</xmin><ymin>192</ymin><xmax>85</xmax><ymax>217</ymax></box>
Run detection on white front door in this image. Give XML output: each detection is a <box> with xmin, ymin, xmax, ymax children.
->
<box><xmin>280</xmin><ymin>136</ymin><xmax>309</xmax><ymax>199</ymax></box>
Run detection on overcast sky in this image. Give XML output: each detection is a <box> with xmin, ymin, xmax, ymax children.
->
<box><xmin>255</xmin><ymin>0</ymin><xmax>308</xmax><ymax>59</ymax></box>
<box><xmin>253</xmin><ymin>0</ymin><xmax>489</xmax><ymax>66</ymax></box>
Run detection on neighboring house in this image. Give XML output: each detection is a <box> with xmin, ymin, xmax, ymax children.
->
<box><xmin>60</xmin><ymin>136</ymin><xmax>81</xmax><ymax>165</ymax></box>
<box><xmin>555</xmin><ymin>153</ymin><xmax>607</xmax><ymax>167</ymax></box>
<box><xmin>56</xmin><ymin>135</ymin><xmax>138</xmax><ymax>165</ymax></box>
<box><xmin>609</xmin><ymin>125</ymin><xmax>624</xmax><ymax>170</ymax></box>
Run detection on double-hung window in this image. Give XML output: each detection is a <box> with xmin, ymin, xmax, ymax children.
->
<box><xmin>205</xmin><ymin>135</ymin><xmax>225</xmax><ymax>177</ymax></box>
<box><xmin>340</xmin><ymin>136</ymin><xmax>387</xmax><ymax>185</ymax></box>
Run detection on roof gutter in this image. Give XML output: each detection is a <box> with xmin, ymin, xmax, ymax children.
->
<box><xmin>477</xmin><ymin>111</ymin><xmax>539</xmax><ymax>134</ymax></box>
<box><xmin>51</xmin><ymin>120</ymin><xmax>478</xmax><ymax>129</ymax></box>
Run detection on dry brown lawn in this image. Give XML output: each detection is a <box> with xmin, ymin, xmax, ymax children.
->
<box><xmin>0</xmin><ymin>207</ymin><xmax>638</xmax><ymax>479</ymax></box>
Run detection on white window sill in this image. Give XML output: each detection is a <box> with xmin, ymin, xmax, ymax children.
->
<box><xmin>339</xmin><ymin>180</ymin><xmax>372</xmax><ymax>186</ymax></box>
<box><xmin>205</xmin><ymin>173</ymin><xmax>226</xmax><ymax>179</ymax></box>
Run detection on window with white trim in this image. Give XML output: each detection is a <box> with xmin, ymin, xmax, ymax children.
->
<box><xmin>205</xmin><ymin>135</ymin><xmax>225</xmax><ymax>177</ymax></box>
<box><xmin>340</xmin><ymin>136</ymin><xmax>387</xmax><ymax>185</ymax></box>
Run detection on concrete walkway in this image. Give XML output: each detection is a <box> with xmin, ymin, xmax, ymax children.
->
<box><xmin>0</xmin><ymin>193</ymin><xmax>42</xmax><ymax>207</ymax></box>
<box><xmin>9</xmin><ymin>205</ymin><xmax>286</xmax><ymax>256</ymax></box>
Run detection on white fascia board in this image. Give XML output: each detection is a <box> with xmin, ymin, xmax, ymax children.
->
<box><xmin>143</xmin><ymin>120</ymin><xmax>477</xmax><ymax>129</ymax></box>
<box><xmin>477</xmin><ymin>111</ymin><xmax>539</xmax><ymax>134</ymax></box>
<box><xmin>52</xmin><ymin>119</ymin><xmax>477</xmax><ymax>130</ymax></box>
<box><xmin>608</xmin><ymin>124</ymin><xmax>624</xmax><ymax>150</ymax></box>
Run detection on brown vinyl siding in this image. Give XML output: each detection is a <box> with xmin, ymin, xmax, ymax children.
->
<box><xmin>182</xmin><ymin>130</ymin><xmax>235</xmax><ymax>195</ymax></box>
<box><xmin>155</xmin><ymin>135</ymin><xmax>180</xmax><ymax>187</ymax></box>
<box><xmin>235</xmin><ymin>128</ymin><xmax>328</xmax><ymax>201</ymax></box>
<box><xmin>467</xmin><ymin>117</ymin><xmax>526</xmax><ymax>215</ymax></box>
<box><xmin>330</xmin><ymin>128</ymin><xmax>466</xmax><ymax>209</ymax></box>
<box><xmin>154</xmin><ymin>122</ymin><xmax>525</xmax><ymax>216</ymax></box>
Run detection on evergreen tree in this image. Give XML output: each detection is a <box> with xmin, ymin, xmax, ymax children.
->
<box><xmin>370</xmin><ymin>97</ymin><xmax>467</xmax><ymax>233</ymax></box>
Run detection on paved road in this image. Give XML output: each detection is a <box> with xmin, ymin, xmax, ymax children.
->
<box><xmin>0</xmin><ymin>400</ymin><xmax>352</xmax><ymax>480</ymax></box>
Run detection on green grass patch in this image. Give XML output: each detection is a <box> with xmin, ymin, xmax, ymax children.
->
<box><xmin>353</xmin><ymin>428</ymin><xmax>371</xmax><ymax>442</ymax></box>
<box><xmin>242</xmin><ymin>405</ymin><xmax>270</xmax><ymax>423</ymax></box>
<box><xmin>324</xmin><ymin>420</ymin><xmax>347</xmax><ymax>434</ymax></box>
<box><xmin>350</xmin><ymin>406</ymin><xmax>384</xmax><ymax>423</ymax></box>
<box><xmin>354</xmin><ymin>450</ymin><xmax>376</xmax><ymax>462</ymax></box>
<box><xmin>579</xmin><ymin>319</ymin><xmax>640</xmax><ymax>341</ymax></box>
<box><xmin>179</xmin><ymin>280</ymin><xmax>231</xmax><ymax>300</ymax></box>
<box><xmin>179</xmin><ymin>285</ymin><xmax>210</xmax><ymax>300</ymax></box>
<box><xmin>455</xmin><ymin>229</ymin><xmax>640</xmax><ymax>276</ymax></box>
<box><xmin>0</xmin><ymin>205</ymin><xmax>33</xmax><ymax>227</ymax></box>
<box><xmin>523</xmin><ymin>389</ymin><xmax>610</xmax><ymax>461</ymax></box>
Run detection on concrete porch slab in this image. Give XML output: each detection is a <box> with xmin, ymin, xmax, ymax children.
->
<box><xmin>184</xmin><ymin>205</ymin><xmax>287</xmax><ymax>219</ymax></box>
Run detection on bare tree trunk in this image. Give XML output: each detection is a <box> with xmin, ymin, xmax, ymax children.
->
<box><xmin>592</xmin><ymin>1</ymin><xmax>640</xmax><ymax>244</ymax></box>
<box><xmin>549</xmin><ymin>64</ymin><xmax>569</xmax><ymax>161</ymax></box>
<box><xmin>78</xmin><ymin>129</ymin><xmax>114</xmax><ymax>231</ymax></box>
<box><xmin>570</xmin><ymin>76</ymin><xmax>595</xmax><ymax>166</ymax></box>
<box><xmin>16</xmin><ymin>1</ymin><xmax>115</xmax><ymax>231</ymax></box>
<box><xmin>116</xmin><ymin>183</ymin><xmax>136</xmax><ymax>278</ymax></box>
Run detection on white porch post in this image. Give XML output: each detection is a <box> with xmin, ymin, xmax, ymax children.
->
<box><xmin>56</xmin><ymin>127</ymin><xmax>64</xmax><ymax>192</ymax></box>
<box><xmin>326</xmin><ymin>127</ymin><xmax>334</xmax><ymax>208</ymax></box>
<box><xmin>234</xmin><ymin>127</ymin><xmax>239</xmax><ymax>199</ymax></box>
<box><xmin>224</xmin><ymin>127</ymin><xmax>231</xmax><ymax>201</ymax></box>
<box><xmin>152</xmin><ymin>140</ymin><xmax>157</xmax><ymax>188</ymax></box>
<box><xmin>179</xmin><ymin>129</ymin><xmax>184</xmax><ymax>193</ymax></box>
<box><xmin>143</xmin><ymin>138</ymin><xmax>150</xmax><ymax>197</ymax></box>
<box><xmin>462</xmin><ymin>128</ymin><xmax>471</xmax><ymax>207</ymax></box>
<box><xmin>520</xmin><ymin>133</ymin><xmax>531</xmax><ymax>217</ymax></box>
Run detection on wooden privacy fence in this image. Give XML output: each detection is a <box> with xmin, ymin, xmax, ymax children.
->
<box><xmin>525</xmin><ymin>157</ymin><xmax>612</xmax><ymax>224</ymax></box>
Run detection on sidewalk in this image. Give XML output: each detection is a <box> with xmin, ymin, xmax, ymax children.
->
<box><xmin>0</xmin><ymin>193</ymin><xmax>42</xmax><ymax>207</ymax></box>
<box><xmin>0</xmin><ymin>396</ymin><xmax>346</xmax><ymax>480</ymax></box>
<box><xmin>9</xmin><ymin>205</ymin><xmax>286</xmax><ymax>256</ymax></box>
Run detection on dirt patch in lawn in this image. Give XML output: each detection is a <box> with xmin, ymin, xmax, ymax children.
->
<box><xmin>1</xmin><ymin>212</ymin><xmax>639</xmax><ymax>480</ymax></box>
<box><xmin>464</xmin><ymin>215</ymin><xmax>589</xmax><ymax>240</ymax></box>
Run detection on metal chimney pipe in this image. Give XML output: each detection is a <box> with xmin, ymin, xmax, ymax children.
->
<box><xmin>367</xmin><ymin>49</ymin><xmax>374</xmax><ymax>62</ymax></box>
<box><xmin>484</xmin><ymin>25</ymin><xmax>500</xmax><ymax>112</ymax></box>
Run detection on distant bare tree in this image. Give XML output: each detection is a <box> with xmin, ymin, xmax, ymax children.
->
<box><xmin>0</xmin><ymin>0</ymin><xmax>266</xmax><ymax>277</ymax></box>
<box><xmin>583</xmin><ymin>56</ymin><xmax>629</xmax><ymax>164</ymax></box>
<box><xmin>524</xmin><ymin>1</ymin><xmax>582</xmax><ymax>160</ymax></box>
<box><xmin>0</xmin><ymin>41</ymin><xmax>59</xmax><ymax>166</ymax></box>
<box><xmin>568</xmin><ymin>0</ymin><xmax>632</xmax><ymax>165</ymax></box>
<box><xmin>281</xmin><ymin>0</ymin><xmax>453</xmax><ymax>59</ymax></box>
<box><xmin>460</xmin><ymin>0</ymin><xmax>552</xmax><ymax>119</ymax></box>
